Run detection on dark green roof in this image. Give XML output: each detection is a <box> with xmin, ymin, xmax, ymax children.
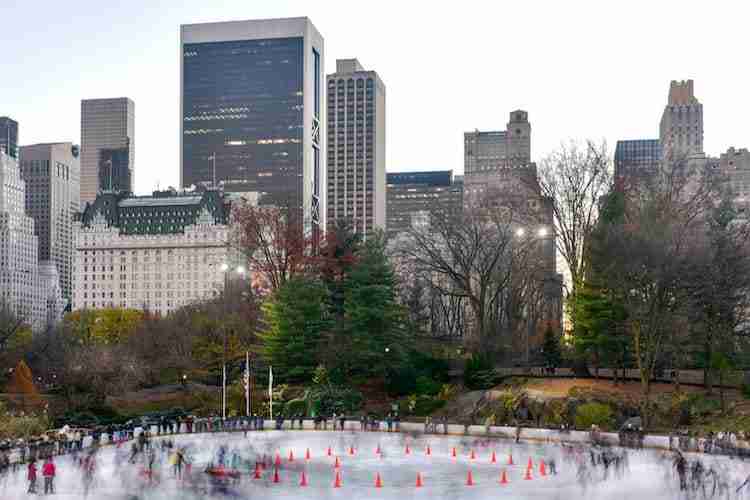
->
<box><xmin>80</xmin><ymin>190</ymin><xmax>229</xmax><ymax>235</ymax></box>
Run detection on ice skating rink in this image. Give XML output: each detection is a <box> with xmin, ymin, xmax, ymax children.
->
<box><xmin>3</xmin><ymin>430</ymin><xmax>748</xmax><ymax>499</ymax></box>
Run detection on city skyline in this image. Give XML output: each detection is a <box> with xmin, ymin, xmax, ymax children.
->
<box><xmin>2</xmin><ymin>1</ymin><xmax>749</xmax><ymax>197</ymax></box>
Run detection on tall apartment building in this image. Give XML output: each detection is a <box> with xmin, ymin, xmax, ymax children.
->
<box><xmin>80</xmin><ymin>98</ymin><xmax>135</xmax><ymax>205</ymax></box>
<box><xmin>659</xmin><ymin>79</ymin><xmax>703</xmax><ymax>159</ymax></box>
<box><xmin>19</xmin><ymin>143</ymin><xmax>81</xmax><ymax>304</ymax></box>
<box><xmin>0</xmin><ymin>117</ymin><xmax>19</xmax><ymax>159</ymax></box>
<box><xmin>385</xmin><ymin>171</ymin><xmax>463</xmax><ymax>239</ymax></box>
<box><xmin>326</xmin><ymin>58</ymin><xmax>386</xmax><ymax>238</ymax></box>
<box><xmin>0</xmin><ymin>150</ymin><xmax>63</xmax><ymax>331</ymax></box>
<box><xmin>181</xmin><ymin>17</ymin><xmax>326</xmax><ymax>235</ymax></box>
<box><xmin>718</xmin><ymin>147</ymin><xmax>750</xmax><ymax>205</ymax></box>
<box><xmin>72</xmin><ymin>189</ymin><xmax>232</xmax><ymax>316</ymax></box>
<box><xmin>463</xmin><ymin>110</ymin><xmax>533</xmax><ymax>202</ymax></box>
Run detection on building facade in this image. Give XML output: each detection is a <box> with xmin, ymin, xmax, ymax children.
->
<box><xmin>385</xmin><ymin>171</ymin><xmax>463</xmax><ymax>239</ymax></box>
<box><xmin>463</xmin><ymin>110</ymin><xmax>534</xmax><ymax>202</ymax></box>
<box><xmin>0</xmin><ymin>117</ymin><xmax>19</xmax><ymax>159</ymax></box>
<box><xmin>72</xmin><ymin>189</ymin><xmax>233</xmax><ymax>316</ymax></box>
<box><xmin>614</xmin><ymin>139</ymin><xmax>662</xmax><ymax>180</ymax></box>
<box><xmin>19</xmin><ymin>142</ymin><xmax>81</xmax><ymax>304</ymax></box>
<box><xmin>181</xmin><ymin>17</ymin><xmax>326</xmax><ymax>235</ymax></box>
<box><xmin>0</xmin><ymin>150</ymin><xmax>63</xmax><ymax>331</ymax></box>
<box><xmin>80</xmin><ymin>98</ymin><xmax>135</xmax><ymax>205</ymax></box>
<box><xmin>326</xmin><ymin>58</ymin><xmax>386</xmax><ymax>238</ymax></box>
<box><xmin>659</xmin><ymin>80</ymin><xmax>703</xmax><ymax>159</ymax></box>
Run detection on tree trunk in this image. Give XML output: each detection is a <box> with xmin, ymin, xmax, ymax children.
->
<box><xmin>705</xmin><ymin>340</ymin><xmax>713</xmax><ymax>394</ymax></box>
<box><xmin>719</xmin><ymin>370</ymin><xmax>726</xmax><ymax>416</ymax></box>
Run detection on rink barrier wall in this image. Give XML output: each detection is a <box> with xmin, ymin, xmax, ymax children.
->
<box><xmin>5</xmin><ymin>419</ymin><xmax>734</xmax><ymax>464</ymax></box>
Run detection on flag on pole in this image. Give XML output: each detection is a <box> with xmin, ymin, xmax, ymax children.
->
<box><xmin>268</xmin><ymin>366</ymin><xmax>274</xmax><ymax>420</ymax></box>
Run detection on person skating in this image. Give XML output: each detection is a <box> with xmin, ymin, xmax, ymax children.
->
<box><xmin>27</xmin><ymin>459</ymin><xmax>38</xmax><ymax>494</ymax></box>
<box><xmin>42</xmin><ymin>456</ymin><xmax>55</xmax><ymax>494</ymax></box>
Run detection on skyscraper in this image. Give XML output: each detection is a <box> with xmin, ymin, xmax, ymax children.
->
<box><xmin>80</xmin><ymin>98</ymin><xmax>135</xmax><ymax>205</ymax></box>
<box><xmin>181</xmin><ymin>17</ymin><xmax>326</xmax><ymax>234</ymax></box>
<box><xmin>614</xmin><ymin>139</ymin><xmax>662</xmax><ymax>179</ymax></box>
<box><xmin>0</xmin><ymin>150</ymin><xmax>63</xmax><ymax>330</ymax></box>
<box><xmin>19</xmin><ymin>142</ymin><xmax>81</xmax><ymax>303</ymax></box>
<box><xmin>326</xmin><ymin>58</ymin><xmax>386</xmax><ymax>238</ymax></box>
<box><xmin>463</xmin><ymin>110</ymin><xmax>533</xmax><ymax>202</ymax></box>
<box><xmin>659</xmin><ymin>79</ymin><xmax>703</xmax><ymax>159</ymax></box>
<box><xmin>0</xmin><ymin>117</ymin><xmax>19</xmax><ymax>159</ymax></box>
<box><xmin>385</xmin><ymin>171</ymin><xmax>463</xmax><ymax>239</ymax></box>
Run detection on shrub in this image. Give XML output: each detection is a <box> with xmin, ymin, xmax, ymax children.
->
<box><xmin>574</xmin><ymin>402</ymin><xmax>614</xmax><ymax>430</ymax></box>
<box><xmin>415</xmin><ymin>376</ymin><xmax>441</xmax><ymax>396</ymax></box>
<box><xmin>437</xmin><ymin>384</ymin><xmax>457</xmax><ymax>402</ymax></box>
<box><xmin>406</xmin><ymin>394</ymin><xmax>446</xmax><ymax>417</ymax></box>
<box><xmin>464</xmin><ymin>354</ymin><xmax>498</xmax><ymax>390</ymax></box>
<box><xmin>285</xmin><ymin>398</ymin><xmax>308</xmax><ymax>417</ymax></box>
<box><xmin>305</xmin><ymin>384</ymin><xmax>363</xmax><ymax>416</ymax></box>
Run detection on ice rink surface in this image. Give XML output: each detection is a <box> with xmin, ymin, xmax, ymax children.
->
<box><xmin>3</xmin><ymin>430</ymin><xmax>749</xmax><ymax>499</ymax></box>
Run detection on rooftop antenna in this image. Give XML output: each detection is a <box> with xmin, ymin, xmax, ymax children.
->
<box><xmin>209</xmin><ymin>152</ymin><xmax>217</xmax><ymax>188</ymax></box>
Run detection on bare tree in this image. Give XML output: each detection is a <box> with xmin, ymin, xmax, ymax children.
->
<box><xmin>397</xmin><ymin>190</ymin><xmax>546</xmax><ymax>354</ymax></box>
<box><xmin>536</xmin><ymin>140</ymin><xmax>612</xmax><ymax>297</ymax></box>
<box><xmin>0</xmin><ymin>299</ymin><xmax>28</xmax><ymax>354</ymax></box>
<box><xmin>592</xmin><ymin>156</ymin><xmax>720</xmax><ymax>425</ymax></box>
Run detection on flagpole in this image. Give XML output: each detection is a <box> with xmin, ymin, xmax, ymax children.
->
<box><xmin>269</xmin><ymin>366</ymin><xmax>273</xmax><ymax>421</ymax></box>
<box><xmin>245</xmin><ymin>351</ymin><xmax>250</xmax><ymax>417</ymax></box>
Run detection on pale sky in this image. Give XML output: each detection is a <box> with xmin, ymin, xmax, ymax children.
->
<box><xmin>2</xmin><ymin>1</ymin><xmax>748</xmax><ymax>195</ymax></box>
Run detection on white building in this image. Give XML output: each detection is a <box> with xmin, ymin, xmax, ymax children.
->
<box><xmin>72</xmin><ymin>189</ymin><xmax>236</xmax><ymax>316</ymax></box>
<box><xmin>19</xmin><ymin>142</ymin><xmax>81</xmax><ymax>304</ymax></box>
<box><xmin>0</xmin><ymin>150</ymin><xmax>63</xmax><ymax>331</ymax></box>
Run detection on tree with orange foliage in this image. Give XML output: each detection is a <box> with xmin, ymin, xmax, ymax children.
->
<box><xmin>6</xmin><ymin>360</ymin><xmax>39</xmax><ymax>396</ymax></box>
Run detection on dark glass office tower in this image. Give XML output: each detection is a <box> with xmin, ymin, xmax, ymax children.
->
<box><xmin>181</xmin><ymin>18</ymin><xmax>326</xmax><ymax>232</ymax></box>
<box><xmin>98</xmin><ymin>144</ymin><xmax>132</xmax><ymax>193</ymax></box>
<box><xmin>0</xmin><ymin>117</ymin><xmax>19</xmax><ymax>159</ymax></box>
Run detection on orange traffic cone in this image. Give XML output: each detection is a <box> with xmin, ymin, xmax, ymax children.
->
<box><xmin>327</xmin><ymin>446</ymin><xmax>332</xmax><ymax>456</ymax></box>
<box><xmin>273</xmin><ymin>467</ymin><xmax>280</xmax><ymax>483</ymax></box>
<box><xmin>349</xmin><ymin>445</ymin><xmax>355</xmax><ymax>455</ymax></box>
<box><xmin>524</xmin><ymin>467</ymin><xmax>533</xmax><ymax>480</ymax></box>
<box><xmin>334</xmin><ymin>456</ymin><xmax>341</xmax><ymax>468</ymax></box>
<box><xmin>500</xmin><ymin>469</ymin><xmax>509</xmax><ymax>484</ymax></box>
<box><xmin>508</xmin><ymin>453</ymin><xmax>514</xmax><ymax>465</ymax></box>
<box><xmin>452</xmin><ymin>447</ymin><xmax>457</xmax><ymax>458</ymax></box>
<box><xmin>300</xmin><ymin>471</ymin><xmax>308</xmax><ymax>487</ymax></box>
<box><xmin>289</xmin><ymin>450</ymin><xmax>294</xmax><ymax>462</ymax></box>
<box><xmin>491</xmin><ymin>450</ymin><xmax>497</xmax><ymax>463</ymax></box>
<box><xmin>526</xmin><ymin>457</ymin><xmax>533</xmax><ymax>470</ymax></box>
<box><xmin>426</xmin><ymin>445</ymin><xmax>431</xmax><ymax>456</ymax></box>
<box><xmin>405</xmin><ymin>444</ymin><xmax>411</xmax><ymax>455</ymax></box>
<box><xmin>375</xmin><ymin>472</ymin><xmax>383</xmax><ymax>488</ymax></box>
<box><xmin>416</xmin><ymin>472</ymin><xmax>424</xmax><ymax>488</ymax></box>
<box><xmin>275</xmin><ymin>454</ymin><xmax>281</xmax><ymax>467</ymax></box>
<box><xmin>470</xmin><ymin>449</ymin><xmax>476</xmax><ymax>460</ymax></box>
<box><xmin>253</xmin><ymin>463</ymin><xmax>262</xmax><ymax>479</ymax></box>
<box><xmin>306</xmin><ymin>448</ymin><xmax>311</xmax><ymax>460</ymax></box>
<box><xmin>539</xmin><ymin>460</ymin><xmax>546</xmax><ymax>476</ymax></box>
<box><xmin>466</xmin><ymin>470</ymin><xmax>474</xmax><ymax>486</ymax></box>
<box><xmin>334</xmin><ymin>471</ymin><xmax>342</xmax><ymax>488</ymax></box>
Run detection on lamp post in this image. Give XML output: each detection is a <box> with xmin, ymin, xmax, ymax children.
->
<box><xmin>220</xmin><ymin>263</ymin><xmax>246</xmax><ymax>421</ymax></box>
<box><xmin>514</xmin><ymin>225</ymin><xmax>552</xmax><ymax>368</ymax></box>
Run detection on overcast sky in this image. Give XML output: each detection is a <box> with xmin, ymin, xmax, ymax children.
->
<box><xmin>2</xmin><ymin>1</ymin><xmax>748</xmax><ymax>195</ymax></box>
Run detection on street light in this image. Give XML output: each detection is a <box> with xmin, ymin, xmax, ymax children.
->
<box><xmin>219</xmin><ymin>263</ymin><xmax>247</xmax><ymax>421</ymax></box>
